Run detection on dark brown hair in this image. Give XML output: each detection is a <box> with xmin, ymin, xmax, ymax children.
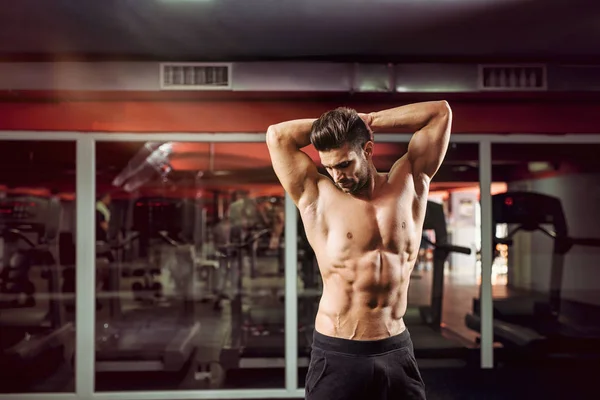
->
<box><xmin>310</xmin><ymin>107</ymin><xmax>371</xmax><ymax>152</ymax></box>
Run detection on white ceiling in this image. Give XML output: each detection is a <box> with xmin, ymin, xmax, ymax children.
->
<box><xmin>1</xmin><ymin>0</ymin><xmax>599</xmax><ymax>60</ymax></box>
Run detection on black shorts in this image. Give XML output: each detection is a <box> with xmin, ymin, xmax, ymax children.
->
<box><xmin>305</xmin><ymin>329</ymin><xmax>426</xmax><ymax>400</ymax></box>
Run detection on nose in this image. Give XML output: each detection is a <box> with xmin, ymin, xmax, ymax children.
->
<box><xmin>332</xmin><ymin>170</ymin><xmax>345</xmax><ymax>182</ymax></box>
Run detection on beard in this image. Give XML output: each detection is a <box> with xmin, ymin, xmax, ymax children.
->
<box><xmin>349</xmin><ymin>177</ymin><xmax>369</xmax><ymax>194</ymax></box>
<box><xmin>338</xmin><ymin>171</ymin><xmax>370</xmax><ymax>195</ymax></box>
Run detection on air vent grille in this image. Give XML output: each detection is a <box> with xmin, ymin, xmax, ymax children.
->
<box><xmin>478</xmin><ymin>64</ymin><xmax>547</xmax><ymax>91</ymax></box>
<box><xmin>160</xmin><ymin>63</ymin><xmax>232</xmax><ymax>90</ymax></box>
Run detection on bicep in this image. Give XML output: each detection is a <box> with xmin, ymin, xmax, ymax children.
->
<box><xmin>407</xmin><ymin>114</ymin><xmax>452</xmax><ymax>180</ymax></box>
<box><xmin>267</xmin><ymin>136</ymin><xmax>320</xmax><ymax>208</ymax></box>
<box><xmin>388</xmin><ymin>125</ymin><xmax>448</xmax><ymax>197</ymax></box>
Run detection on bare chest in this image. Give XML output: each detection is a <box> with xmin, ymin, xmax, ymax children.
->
<box><xmin>318</xmin><ymin>195</ymin><xmax>419</xmax><ymax>258</ymax></box>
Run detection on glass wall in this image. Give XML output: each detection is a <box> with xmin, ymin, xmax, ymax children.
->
<box><xmin>465</xmin><ymin>143</ymin><xmax>600</xmax><ymax>371</ymax></box>
<box><xmin>94</xmin><ymin>141</ymin><xmax>287</xmax><ymax>391</ymax></box>
<box><xmin>3</xmin><ymin>134</ymin><xmax>599</xmax><ymax>399</ymax></box>
<box><xmin>0</xmin><ymin>141</ymin><xmax>76</xmax><ymax>393</ymax></box>
<box><xmin>298</xmin><ymin>142</ymin><xmax>481</xmax><ymax>388</ymax></box>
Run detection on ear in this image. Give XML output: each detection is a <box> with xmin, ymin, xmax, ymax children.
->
<box><xmin>363</xmin><ymin>141</ymin><xmax>374</xmax><ymax>158</ymax></box>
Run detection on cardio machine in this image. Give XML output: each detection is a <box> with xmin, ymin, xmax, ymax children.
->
<box><xmin>218</xmin><ymin>224</ymin><xmax>276</xmax><ymax>369</ymax></box>
<box><xmin>465</xmin><ymin>191</ymin><xmax>600</xmax><ymax>357</ymax></box>
<box><xmin>95</xmin><ymin>197</ymin><xmax>200</xmax><ymax>378</ymax></box>
<box><xmin>0</xmin><ymin>195</ymin><xmax>74</xmax><ymax>391</ymax></box>
<box><xmin>404</xmin><ymin>201</ymin><xmax>474</xmax><ymax>360</ymax></box>
<box><xmin>217</xmin><ymin>205</ymin><xmax>315</xmax><ymax>374</ymax></box>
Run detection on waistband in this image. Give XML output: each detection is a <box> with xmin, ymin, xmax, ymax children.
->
<box><xmin>312</xmin><ymin>329</ymin><xmax>412</xmax><ymax>356</ymax></box>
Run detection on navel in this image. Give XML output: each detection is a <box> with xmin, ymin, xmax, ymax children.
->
<box><xmin>401</xmin><ymin>222</ymin><xmax>406</xmax><ymax>229</ymax></box>
<box><xmin>347</xmin><ymin>232</ymin><xmax>353</xmax><ymax>239</ymax></box>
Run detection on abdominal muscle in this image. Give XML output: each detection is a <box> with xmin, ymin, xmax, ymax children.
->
<box><xmin>313</xmin><ymin>250</ymin><xmax>414</xmax><ymax>341</ymax></box>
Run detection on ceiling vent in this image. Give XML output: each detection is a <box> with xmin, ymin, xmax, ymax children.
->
<box><xmin>478</xmin><ymin>64</ymin><xmax>547</xmax><ymax>91</ymax></box>
<box><xmin>160</xmin><ymin>63</ymin><xmax>232</xmax><ymax>90</ymax></box>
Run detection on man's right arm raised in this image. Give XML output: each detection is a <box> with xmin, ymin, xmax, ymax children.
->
<box><xmin>266</xmin><ymin>119</ymin><xmax>322</xmax><ymax>210</ymax></box>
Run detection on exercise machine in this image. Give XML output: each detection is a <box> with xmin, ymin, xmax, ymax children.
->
<box><xmin>0</xmin><ymin>195</ymin><xmax>73</xmax><ymax>391</ymax></box>
<box><xmin>465</xmin><ymin>191</ymin><xmax>600</xmax><ymax>358</ymax></box>
<box><xmin>218</xmin><ymin>201</ymin><xmax>308</xmax><ymax>371</ymax></box>
<box><xmin>219</xmin><ymin>226</ymin><xmax>276</xmax><ymax>370</ymax></box>
<box><xmin>468</xmin><ymin>192</ymin><xmax>569</xmax><ymax>330</ymax></box>
<box><xmin>95</xmin><ymin>197</ymin><xmax>200</xmax><ymax>377</ymax></box>
<box><xmin>403</xmin><ymin>201</ymin><xmax>475</xmax><ymax>361</ymax></box>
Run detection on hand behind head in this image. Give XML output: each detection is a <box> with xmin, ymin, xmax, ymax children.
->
<box><xmin>358</xmin><ymin>113</ymin><xmax>374</xmax><ymax>140</ymax></box>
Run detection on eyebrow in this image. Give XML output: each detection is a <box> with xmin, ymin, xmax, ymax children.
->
<box><xmin>323</xmin><ymin>160</ymin><xmax>351</xmax><ymax>169</ymax></box>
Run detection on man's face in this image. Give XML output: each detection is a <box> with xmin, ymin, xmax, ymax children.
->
<box><xmin>319</xmin><ymin>142</ymin><xmax>372</xmax><ymax>194</ymax></box>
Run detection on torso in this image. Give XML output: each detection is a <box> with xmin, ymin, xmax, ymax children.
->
<box><xmin>301</xmin><ymin>159</ymin><xmax>429</xmax><ymax>340</ymax></box>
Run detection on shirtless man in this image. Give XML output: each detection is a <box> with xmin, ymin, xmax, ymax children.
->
<box><xmin>266</xmin><ymin>101</ymin><xmax>452</xmax><ymax>400</ymax></box>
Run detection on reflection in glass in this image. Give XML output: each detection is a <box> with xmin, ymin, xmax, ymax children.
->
<box><xmin>0</xmin><ymin>141</ymin><xmax>76</xmax><ymax>393</ymax></box>
<box><xmin>95</xmin><ymin>142</ymin><xmax>286</xmax><ymax>391</ymax></box>
<box><xmin>298</xmin><ymin>142</ymin><xmax>481</xmax><ymax>387</ymax></box>
<box><xmin>466</xmin><ymin>144</ymin><xmax>600</xmax><ymax>369</ymax></box>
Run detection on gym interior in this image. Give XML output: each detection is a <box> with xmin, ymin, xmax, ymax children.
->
<box><xmin>1</xmin><ymin>3</ymin><xmax>600</xmax><ymax>400</ymax></box>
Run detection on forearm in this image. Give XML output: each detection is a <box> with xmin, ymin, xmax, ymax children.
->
<box><xmin>267</xmin><ymin>119</ymin><xmax>316</xmax><ymax>149</ymax></box>
<box><xmin>368</xmin><ymin>101</ymin><xmax>450</xmax><ymax>132</ymax></box>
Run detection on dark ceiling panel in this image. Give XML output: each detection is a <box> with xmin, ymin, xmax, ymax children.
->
<box><xmin>0</xmin><ymin>0</ymin><xmax>598</xmax><ymax>60</ymax></box>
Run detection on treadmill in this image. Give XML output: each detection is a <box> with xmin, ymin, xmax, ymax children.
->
<box><xmin>219</xmin><ymin>226</ymin><xmax>280</xmax><ymax>370</ymax></box>
<box><xmin>95</xmin><ymin>197</ymin><xmax>200</xmax><ymax>375</ymax></box>
<box><xmin>232</xmin><ymin>208</ymin><xmax>315</xmax><ymax>368</ymax></box>
<box><xmin>465</xmin><ymin>191</ymin><xmax>600</xmax><ymax>354</ymax></box>
<box><xmin>404</xmin><ymin>201</ymin><xmax>474</xmax><ymax>360</ymax></box>
<box><xmin>468</xmin><ymin>192</ymin><xmax>569</xmax><ymax>331</ymax></box>
<box><xmin>0</xmin><ymin>195</ymin><xmax>74</xmax><ymax>390</ymax></box>
<box><xmin>217</xmin><ymin>206</ymin><xmax>315</xmax><ymax>372</ymax></box>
